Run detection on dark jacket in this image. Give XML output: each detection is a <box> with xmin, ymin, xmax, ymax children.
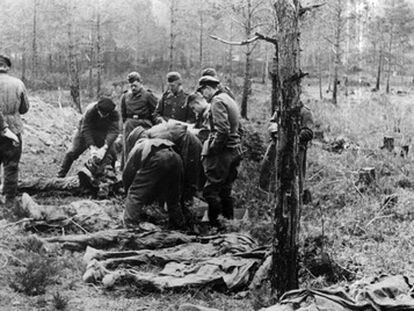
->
<box><xmin>155</xmin><ymin>88</ymin><xmax>195</xmax><ymax>123</ymax></box>
<box><xmin>122</xmin><ymin>138</ymin><xmax>174</xmax><ymax>192</ymax></box>
<box><xmin>121</xmin><ymin>88</ymin><xmax>158</xmax><ymax>124</ymax></box>
<box><xmin>0</xmin><ymin>72</ymin><xmax>29</xmax><ymax>134</ymax></box>
<box><xmin>80</xmin><ymin>103</ymin><xmax>120</xmax><ymax>147</ymax></box>
<box><xmin>204</xmin><ymin>90</ymin><xmax>241</xmax><ymax>156</ymax></box>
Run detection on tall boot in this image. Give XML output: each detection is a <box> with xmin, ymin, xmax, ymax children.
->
<box><xmin>221</xmin><ymin>197</ymin><xmax>234</xmax><ymax>220</ymax></box>
<box><xmin>206</xmin><ymin>197</ymin><xmax>222</xmax><ymax>228</ymax></box>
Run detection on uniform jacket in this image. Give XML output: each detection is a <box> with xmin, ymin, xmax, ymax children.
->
<box><xmin>0</xmin><ymin>72</ymin><xmax>29</xmax><ymax>134</ymax></box>
<box><xmin>79</xmin><ymin>103</ymin><xmax>120</xmax><ymax>147</ymax></box>
<box><xmin>122</xmin><ymin>138</ymin><xmax>174</xmax><ymax>192</ymax></box>
<box><xmin>205</xmin><ymin>90</ymin><xmax>241</xmax><ymax>156</ymax></box>
<box><xmin>121</xmin><ymin>88</ymin><xmax>158</xmax><ymax>124</ymax></box>
<box><xmin>155</xmin><ymin>88</ymin><xmax>195</xmax><ymax>123</ymax></box>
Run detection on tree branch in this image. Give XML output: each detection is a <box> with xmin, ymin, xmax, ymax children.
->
<box><xmin>209</xmin><ymin>34</ymin><xmax>260</xmax><ymax>46</ymax></box>
<box><xmin>299</xmin><ymin>3</ymin><xmax>325</xmax><ymax>17</ymax></box>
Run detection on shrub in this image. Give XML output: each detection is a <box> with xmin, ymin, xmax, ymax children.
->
<box><xmin>9</xmin><ymin>253</ymin><xmax>58</xmax><ymax>296</ymax></box>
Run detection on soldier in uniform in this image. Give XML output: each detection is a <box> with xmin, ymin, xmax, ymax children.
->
<box><xmin>259</xmin><ymin>103</ymin><xmax>313</xmax><ymax>203</ymax></box>
<box><xmin>197</xmin><ymin>76</ymin><xmax>242</xmax><ymax>228</ymax></box>
<box><xmin>122</xmin><ymin>134</ymin><xmax>186</xmax><ymax>230</ymax></box>
<box><xmin>57</xmin><ymin>98</ymin><xmax>120</xmax><ymax>178</ymax></box>
<box><xmin>121</xmin><ymin>71</ymin><xmax>158</xmax><ymax>142</ymax></box>
<box><xmin>0</xmin><ymin>55</ymin><xmax>30</xmax><ymax>214</ymax></box>
<box><xmin>155</xmin><ymin>72</ymin><xmax>195</xmax><ymax>123</ymax></box>
<box><xmin>186</xmin><ymin>92</ymin><xmax>210</xmax><ymax>133</ymax></box>
<box><xmin>201</xmin><ymin>68</ymin><xmax>235</xmax><ymax>100</ymax></box>
<box><xmin>127</xmin><ymin>121</ymin><xmax>202</xmax><ymax>220</ymax></box>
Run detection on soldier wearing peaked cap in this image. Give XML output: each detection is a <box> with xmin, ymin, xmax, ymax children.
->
<box><xmin>0</xmin><ymin>55</ymin><xmax>30</xmax><ymax>217</ymax></box>
<box><xmin>154</xmin><ymin>71</ymin><xmax>195</xmax><ymax>123</ymax></box>
<box><xmin>196</xmin><ymin>75</ymin><xmax>243</xmax><ymax>229</ymax></box>
<box><xmin>201</xmin><ymin>67</ymin><xmax>235</xmax><ymax>100</ymax></box>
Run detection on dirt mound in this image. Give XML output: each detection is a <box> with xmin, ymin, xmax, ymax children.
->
<box><xmin>20</xmin><ymin>97</ymin><xmax>85</xmax><ymax>179</ymax></box>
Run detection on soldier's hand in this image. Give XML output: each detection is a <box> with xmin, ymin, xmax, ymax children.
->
<box><xmin>2</xmin><ymin>128</ymin><xmax>19</xmax><ymax>146</ymax></box>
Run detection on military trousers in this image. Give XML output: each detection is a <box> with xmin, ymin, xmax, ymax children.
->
<box><xmin>202</xmin><ymin>147</ymin><xmax>242</xmax><ymax>226</ymax></box>
<box><xmin>0</xmin><ymin>134</ymin><xmax>22</xmax><ymax>202</ymax></box>
<box><xmin>123</xmin><ymin>147</ymin><xmax>185</xmax><ymax>230</ymax></box>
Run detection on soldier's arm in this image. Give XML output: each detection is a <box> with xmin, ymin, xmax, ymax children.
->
<box><xmin>105</xmin><ymin>111</ymin><xmax>121</xmax><ymax>147</ymax></box>
<box><xmin>121</xmin><ymin>94</ymin><xmax>127</xmax><ymax>122</ymax></box>
<box><xmin>209</xmin><ymin>100</ymin><xmax>229</xmax><ymax>154</ymax></box>
<box><xmin>147</xmin><ymin>92</ymin><xmax>159</xmax><ymax>124</ymax></box>
<box><xmin>122</xmin><ymin>145</ymin><xmax>141</xmax><ymax>192</ymax></box>
<box><xmin>80</xmin><ymin>108</ymin><xmax>96</xmax><ymax>147</ymax></box>
<box><xmin>153</xmin><ymin>94</ymin><xmax>165</xmax><ymax>123</ymax></box>
<box><xmin>18</xmin><ymin>82</ymin><xmax>30</xmax><ymax>114</ymax></box>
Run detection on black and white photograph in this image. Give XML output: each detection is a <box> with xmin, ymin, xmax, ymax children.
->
<box><xmin>0</xmin><ymin>0</ymin><xmax>413</xmax><ymax>310</ymax></box>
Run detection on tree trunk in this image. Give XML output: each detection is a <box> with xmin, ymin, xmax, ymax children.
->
<box><xmin>88</xmin><ymin>31</ymin><xmax>94</xmax><ymax>98</ymax></box>
<box><xmin>32</xmin><ymin>0</ymin><xmax>38</xmax><ymax>78</ymax></box>
<box><xmin>270</xmin><ymin>0</ymin><xmax>301</xmax><ymax>297</ymax></box>
<box><xmin>241</xmin><ymin>50</ymin><xmax>251</xmax><ymax>119</ymax></box>
<box><xmin>375</xmin><ymin>50</ymin><xmax>382</xmax><ymax>90</ymax></box>
<box><xmin>262</xmin><ymin>44</ymin><xmax>269</xmax><ymax>84</ymax></box>
<box><xmin>199</xmin><ymin>10</ymin><xmax>203</xmax><ymax>70</ymax></box>
<box><xmin>21</xmin><ymin>52</ymin><xmax>26</xmax><ymax>83</ymax></box>
<box><xmin>318</xmin><ymin>51</ymin><xmax>323</xmax><ymax>100</ymax></box>
<box><xmin>68</xmin><ymin>15</ymin><xmax>81</xmax><ymax>114</ymax></box>
<box><xmin>96</xmin><ymin>1</ymin><xmax>103</xmax><ymax>99</ymax></box>
<box><xmin>169</xmin><ymin>0</ymin><xmax>176</xmax><ymax>71</ymax></box>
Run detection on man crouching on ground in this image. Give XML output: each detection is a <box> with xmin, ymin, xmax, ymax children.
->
<box><xmin>122</xmin><ymin>127</ymin><xmax>186</xmax><ymax>230</ymax></box>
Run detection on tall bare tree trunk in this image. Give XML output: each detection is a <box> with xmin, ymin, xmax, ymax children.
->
<box><xmin>21</xmin><ymin>52</ymin><xmax>26</xmax><ymax>82</ymax></box>
<box><xmin>228</xmin><ymin>21</ymin><xmax>234</xmax><ymax>84</ymax></box>
<box><xmin>32</xmin><ymin>0</ymin><xmax>38</xmax><ymax>78</ymax></box>
<box><xmin>332</xmin><ymin>0</ymin><xmax>343</xmax><ymax>105</ymax></box>
<box><xmin>318</xmin><ymin>52</ymin><xmax>323</xmax><ymax>100</ymax></box>
<box><xmin>169</xmin><ymin>0</ymin><xmax>177</xmax><ymax>71</ymax></box>
<box><xmin>199</xmin><ymin>10</ymin><xmax>204</xmax><ymax>70</ymax></box>
<box><xmin>375</xmin><ymin>50</ymin><xmax>382</xmax><ymax>90</ymax></box>
<box><xmin>241</xmin><ymin>50</ymin><xmax>251</xmax><ymax>119</ymax></box>
<box><xmin>240</xmin><ymin>0</ymin><xmax>253</xmax><ymax>119</ymax></box>
<box><xmin>270</xmin><ymin>0</ymin><xmax>302</xmax><ymax>297</ymax></box>
<box><xmin>96</xmin><ymin>1</ymin><xmax>103</xmax><ymax>99</ymax></box>
<box><xmin>68</xmin><ymin>11</ymin><xmax>81</xmax><ymax>114</ymax></box>
<box><xmin>88</xmin><ymin>30</ymin><xmax>94</xmax><ymax>98</ymax></box>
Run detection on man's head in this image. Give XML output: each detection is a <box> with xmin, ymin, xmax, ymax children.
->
<box><xmin>166</xmin><ymin>71</ymin><xmax>182</xmax><ymax>95</ymax></box>
<box><xmin>186</xmin><ymin>92</ymin><xmax>209</xmax><ymax>115</ymax></box>
<box><xmin>0</xmin><ymin>55</ymin><xmax>11</xmax><ymax>72</ymax></box>
<box><xmin>97</xmin><ymin>97</ymin><xmax>115</xmax><ymax>118</ymax></box>
<box><xmin>127</xmin><ymin>71</ymin><xmax>143</xmax><ymax>94</ymax></box>
<box><xmin>201</xmin><ymin>67</ymin><xmax>217</xmax><ymax>77</ymax></box>
<box><xmin>197</xmin><ymin>75</ymin><xmax>220</xmax><ymax>101</ymax></box>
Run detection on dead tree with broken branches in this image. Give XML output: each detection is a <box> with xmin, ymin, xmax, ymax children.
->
<box><xmin>210</xmin><ymin>0</ymin><xmax>321</xmax><ymax>298</ymax></box>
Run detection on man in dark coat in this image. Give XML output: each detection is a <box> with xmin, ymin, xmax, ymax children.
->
<box><xmin>122</xmin><ymin>136</ymin><xmax>186</xmax><ymax>230</ymax></box>
<box><xmin>197</xmin><ymin>76</ymin><xmax>243</xmax><ymax>228</ymax></box>
<box><xmin>121</xmin><ymin>71</ymin><xmax>158</xmax><ymax>142</ymax></box>
<box><xmin>57</xmin><ymin>97</ymin><xmax>120</xmax><ymax>177</ymax></box>
<box><xmin>0</xmin><ymin>55</ymin><xmax>30</xmax><ymax>212</ymax></box>
<box><xmin>127</xmin><ymin>121</ymin><xmax>202</xmax><ymax>215</ymax></box>
<box><xmin>155</xmin><ymin>72</ymin><xmax>195</xmax><ymax>123</ymax></box>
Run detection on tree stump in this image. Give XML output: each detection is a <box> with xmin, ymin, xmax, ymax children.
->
<box><xmin>313</xmin><ymin>130</ymin><xmax>325</xmax><ymax>141</ymax></box>
<box><xmin>381</xmin><ymin>136</ymin><xmax>394</xmax><ymax>152</ymax></box>
<box><xmin>358</xmin><ymin>167</ymin><xmax>376</xmax><ymax>186</ymax></box>
<box><xmin>400</xmin><ymin>145</ymin><xmax>409</xmax><ymax>157</ymax></box>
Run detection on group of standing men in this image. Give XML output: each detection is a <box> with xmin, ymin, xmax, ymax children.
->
<box><xmin>1</xmin><ymin>53</ymin><xmax>313</xmax><ymax>232</ymax></box>
<box><xmin>55</xmin><ymin>68</ymin><xmax>243</xmax><ymax>231</ymax></box>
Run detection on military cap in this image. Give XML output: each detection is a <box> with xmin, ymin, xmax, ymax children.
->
<box><xmin>166</xmin><ymin>71</ymin><xmax>181</xmax><ymax>83</ymax></box>
<box><xmin>97</xmin><ymin>97</ymin><xmax>115</xmax><ymax>113</ymax></box>
<box><xmin>197</xmin><ymin>76</ymin><xmax>220</xmax><ymax>92</ymax></box>
<box><xmin>201</xmin><ymin>68</ymin><xmax>217</xmax><ymax>77</ymax></box>
<box><xmin>0</xmin><ymin>55</ymin><xmax>11</xmax><ymax>67</ymax></box>
<box><xmin>127</xmin><ymin>71</ymin><xmax>142</xmax><ymax>83</ymax></box>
